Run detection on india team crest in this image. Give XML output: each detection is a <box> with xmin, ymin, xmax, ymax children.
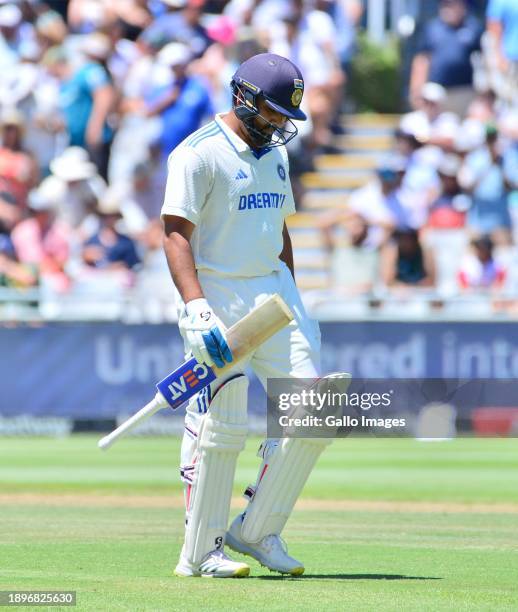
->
<box><xmin>277</xmin><ymin>164</ymin><xmax>286</xmax><ymax>181</ymax></box>
<box><xmin>292</xmin><ymin>78</ymin><xmax>304</xmax><ymax>106</ymax></box>
<box><xmin>291</xmin><ymin>89</ymin><xmax>303</xmax><ymax>106</ymax></box>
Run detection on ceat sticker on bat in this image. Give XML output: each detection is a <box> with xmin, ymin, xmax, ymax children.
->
<box><xmin>156</xmin><ymin>357</ymin><xmax>216</xmax><ymax>409</ymax></box>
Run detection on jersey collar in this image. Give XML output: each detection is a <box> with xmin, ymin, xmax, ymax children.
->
<box><xmin>215</xmin><ymin>113</ymin><xmax>271</xmax><ymax>158</ymax></box>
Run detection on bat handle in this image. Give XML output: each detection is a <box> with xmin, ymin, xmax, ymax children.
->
<box><xmin>97</xmin><ymin>392</ymin><xmax>167</xmax><ymax>450</ymax></box>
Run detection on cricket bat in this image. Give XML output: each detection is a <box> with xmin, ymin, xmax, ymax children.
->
<box><xmin>98</xmin><ymin>294</ymin><xmax>293</xmax><ymax>450</ymax></box>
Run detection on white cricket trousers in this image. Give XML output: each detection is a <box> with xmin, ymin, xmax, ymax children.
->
<box><xmin>177</xmin><ymin>262</ymin><xmax>321</xmax><ymax>481</ymax></box>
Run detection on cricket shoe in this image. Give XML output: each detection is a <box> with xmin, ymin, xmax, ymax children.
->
<box><xmin>226</xmin><ymin>514</ymin><xmax>304</xmax><ymax>576</ymax></box>
<box><xmin>174</xmin><ymin>549</ymin><xmax>250</xmax><ymax>578</ymax></box>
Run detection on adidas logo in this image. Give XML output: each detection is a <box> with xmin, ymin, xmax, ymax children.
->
<box><xmin>235</xmin><ymin>169</ymin><xmax>248</xmax><ymax>180</ymax></box>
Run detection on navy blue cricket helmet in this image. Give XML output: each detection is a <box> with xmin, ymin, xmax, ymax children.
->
<box><xmin>231</xmin><ymin>53</ymin><xmax>306</xmax><ymax>148</ymax></box>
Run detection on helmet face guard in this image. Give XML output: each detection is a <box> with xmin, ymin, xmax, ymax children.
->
<box><xmin>231</xmin><ymin>80</ymin><xmax>299</xmax><ymax>149</ymax></box>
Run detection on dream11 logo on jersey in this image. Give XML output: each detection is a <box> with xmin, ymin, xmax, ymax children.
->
<box><xmin>238</xmin><ymin>192</ymin><xmax>286</xmax><ymax>210</ymax></box>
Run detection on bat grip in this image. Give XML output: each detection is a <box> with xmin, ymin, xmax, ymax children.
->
<box><xmin>97</xmin><ymin>392</ymin><xmax>167</xmax><ymax>450</ymax></box>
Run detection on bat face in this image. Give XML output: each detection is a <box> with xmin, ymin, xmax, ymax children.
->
<box><xmin>156</xmin><ymin>357</ymin><xmax>217</xmax><ymax>409</ymax></box>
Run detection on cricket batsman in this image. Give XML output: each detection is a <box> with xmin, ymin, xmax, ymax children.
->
<box><xmin>162</xmin><ymin>53</ymin><xmax>329</xmax><ymax>578</ymax></box>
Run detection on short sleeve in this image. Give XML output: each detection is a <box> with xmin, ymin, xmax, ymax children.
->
<box><xmin>84</xmin><ymin>64</ymin><xmax>110</xmax><ymax>92</ymax></box>
<box><xmin>416</xmin><ymin>22</ymin><xmax>434</xmax><ymax>55</ymax></box>
<box><xmin>161</xmin><ymin>146</ymin><xmax>212</xmax><ymax>225</ymax></box>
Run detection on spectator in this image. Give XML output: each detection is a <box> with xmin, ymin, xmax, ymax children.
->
<box><xmin>427</xmin><ymin>154</ymin><xmax>469</xmax><ymax>229</ymax></box>
<box><xmin>455</xmin><ymin>121</ymin><xmax>486</xmax><ymax>158</ymax></box>
<box><xmin>486</xmin><ymin>0</ymin><xmax>518</xmax><ymax>86</ymax></box>
<box><xmin>118</xmin><ymin>161</ymin><xmax>164</xmax><ymax>222</ymax></box>
<box><xmin>409</xmin><ymin>0</ymin><xmax>483</xmax><ymax>116</ymax></box>
<box><xmin>458</xmin><ymin>125</ymin><xmax>515</xmax><ymax>244</ymax></box>
<box><xmin>49</xmin><ymin>146</ymin><xmax>106</xmax><ymax>231</ymax></box>
<box><xmin>0</xmin><ymin>4</ymin><xmax>26</xmax><ymax>69</ymax></box>
<box><xmin>458</xmin><ymin>235</ymin><xmax>506</xmax><ymax>290</ymax></box>
<box><xmin>314</xmin><ymin>0</ymin><xmax>363</xmax><ymax>72</ymax></box>
<box><xmin>82</xmin><ymin>195</ymin><xmax>140</xmax><ymax>271</ymax></box>
<box><xmin>109</xmin><ymin>29</ymin><xmax>171</xmax><ymax>182</ymax></box>
<box><xmin>121</xmin><ymin>30</ymin><xmax>170</xmax><ymax>107</ymax></box>
<box><xmin>0</xmin><ymin>190</ymin><xmax>20</xmax><ymax>234</ymax></box>
<box><xmin>454</xmin><ymin>91</ymin><xmax>495</xmax><ymax>157</ymax></box>
<box><xmin>224</xmin><ymin>0</ymin><xmax>287</xmax><ymax>30</ymax></box>
<box><xmin>34</xmin><ymin>9</ymin><xmax>68</xmax><ymax>53</ymax></box>
<box><xmin>97</xmin><ymin>182</ymin><xmax>149</xmax><ymax>238</ymax></box>
<box><xmin>0</xmin><ymin>231</ymin><xmax>36</xmax><ymax>288</ymax></box>
<box><xmin>43</xmin><ymin>36</ymin><xmax>116</xmax><ymax>179</ymax></box>
<box><xmin>0</xmin><ymin>39</ymin><xmax>67</xmax><ymax>177</ymax></box>
<box><xmin>0</xmin><ymin>40</ymin><xmax>40</xmax><ymax>112</ymax></box>
<box><xmin>111</xmin><ymin>1</ymin><xmax>152</xmax><ymax>41</ymax></box>
<box><xmin>67</xmin><ymin>0</ymin><xmax>112</xmax><ymax>34</ymax></box>
<box><xmin>381</xmin><ymin>229</ymin><xmax>436</xmax><ymax>289</ymax></box>
<box><xmin>0</xmin><ymin>107</ymin><xmax>39</xmax><ymax>207</ymax></box>
<box><xmin>400</xmin><ymin>82</ymin><xmax>460</xmax><ymax>145</ymax></box>
<box><xmin>465</xmin><ymin>90</ymin><xmax>497</xmax><ymax>126</ymax></box>
<box><xmin>394</xmin><ymin>127</ymin><xmax>441</xmax><ymax>225</ymax></box>
<box><xmin>141</xmin><ymin>0</ymin><xmax>212</xmax><ymax>59</ymax></box>
<box><xmin>346</xmin><ymin>157</ymin><xmax>412</xmax><ymax>246</ymax></box>
<box><xmin>11</xmin><ymin>177</ymin><xmax>71</xmax><ymax>292</ymax></box>
<box><xmin>67</xmin><ymin>0</ymin><xmax>151</xmax><ymax>38</ymax></box>
<box><xmin>103</xmin><ymin>19</ymin><xmax>141</xmax><ymax>90</ymax></box>
<box><xmin>145</xmin><ymin>42</ymin><xmax>213</xmax><ymax>162</ymax></box>
<box><xmin>321</xmin><ymin>212</ymin><xmax>378</xmax><ymax>295</ymax></box>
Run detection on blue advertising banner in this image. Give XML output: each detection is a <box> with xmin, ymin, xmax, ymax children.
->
<box><xmin>1</xmin><ymin>321</ymin><xmax>518</xmax><ymax>417</ymax></box>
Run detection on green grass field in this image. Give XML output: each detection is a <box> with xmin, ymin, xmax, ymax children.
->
<box><xmin>2</xmin><ymin>436</ymin><xmax>518</xmax><ymax>611</ymax></box>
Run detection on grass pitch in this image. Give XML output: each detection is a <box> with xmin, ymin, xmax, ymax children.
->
<box><xmin>1</xmin><ymin>436</ymin><xmax>518</xmax><ymax>611</ymax></box>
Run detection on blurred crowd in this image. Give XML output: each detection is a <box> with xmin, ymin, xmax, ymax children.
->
<box><xmin>0</xmin><ymin>0</ymin><xmax>361</xmax><ymax>298</ymax></box>
<box><xmin>1</xmin><ymin>0</ymin><xmax>518</xmax><ymax>313</ymax></box>
<box><xmin>320</xmin><ymin>0</ymin><xmax>518</xmax><ymax>304</ymax></box>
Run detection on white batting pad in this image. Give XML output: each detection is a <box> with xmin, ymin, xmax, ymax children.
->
<box><xmin>240</xmin><ymin>373</ymin><xmax>351</xmax><ymax>543</ymax></box>
<box><xmin>240</xmin><ymin>436</ymin><xmax>330</xmax><ymax>543</ymax></box>
<box><xmin>183</xmin><ymin>375</ymin><xmax>248</xmax><ymax>565</ymax></box>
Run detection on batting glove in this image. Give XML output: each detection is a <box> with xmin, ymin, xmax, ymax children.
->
<box><xmin>179</xmin><ymin>298</ymin><xmax>233</xmax><ymax>368</ymax></box>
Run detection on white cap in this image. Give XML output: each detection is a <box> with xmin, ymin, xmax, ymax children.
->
<box><xmin>161</xmin><ymin>0</ymin><xmax>187</xmax><ymax>7</ymax></box>
<box><xmin>377</xmin><ymin>154</ymin><xmax>407</xmax><ymax>174</ymax></box>
<box><xmin>399</xmin><ymin>112</ymin><xmax>430</xmax><ymax>142</ymax></box>
<box><xmin>1</xmin><ymin>105</ymin><xmax>23</xmax><ymax>125</ymax></box>
<box><xmin>421</xmin><ymin>82</ymin><xmax>447</xmax><ymax>104</ymax></box>
<box><xmin>97</xmin><ymin>186</ymin><xmax>123</xmax><ymax>216</ymax></box>
<box><xmin>0</xmin><ymin>4</ymin><xmax>21</xmax><ymax>27</ymax></box>
<box><xmin>50</xmin><ymin>147</ymin><xmax>97</xmax><ymax>181</ymax></box>
<box><xmin>157</xmin><ymin>42</ymin><xmax>191</xmax><ymax>67</ymax></box>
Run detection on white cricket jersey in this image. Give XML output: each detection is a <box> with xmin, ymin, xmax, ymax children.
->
<box><xmin>161</xmin><ymin>113</ymin><xmax>296</xmax><ymax>277</ymax></box>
